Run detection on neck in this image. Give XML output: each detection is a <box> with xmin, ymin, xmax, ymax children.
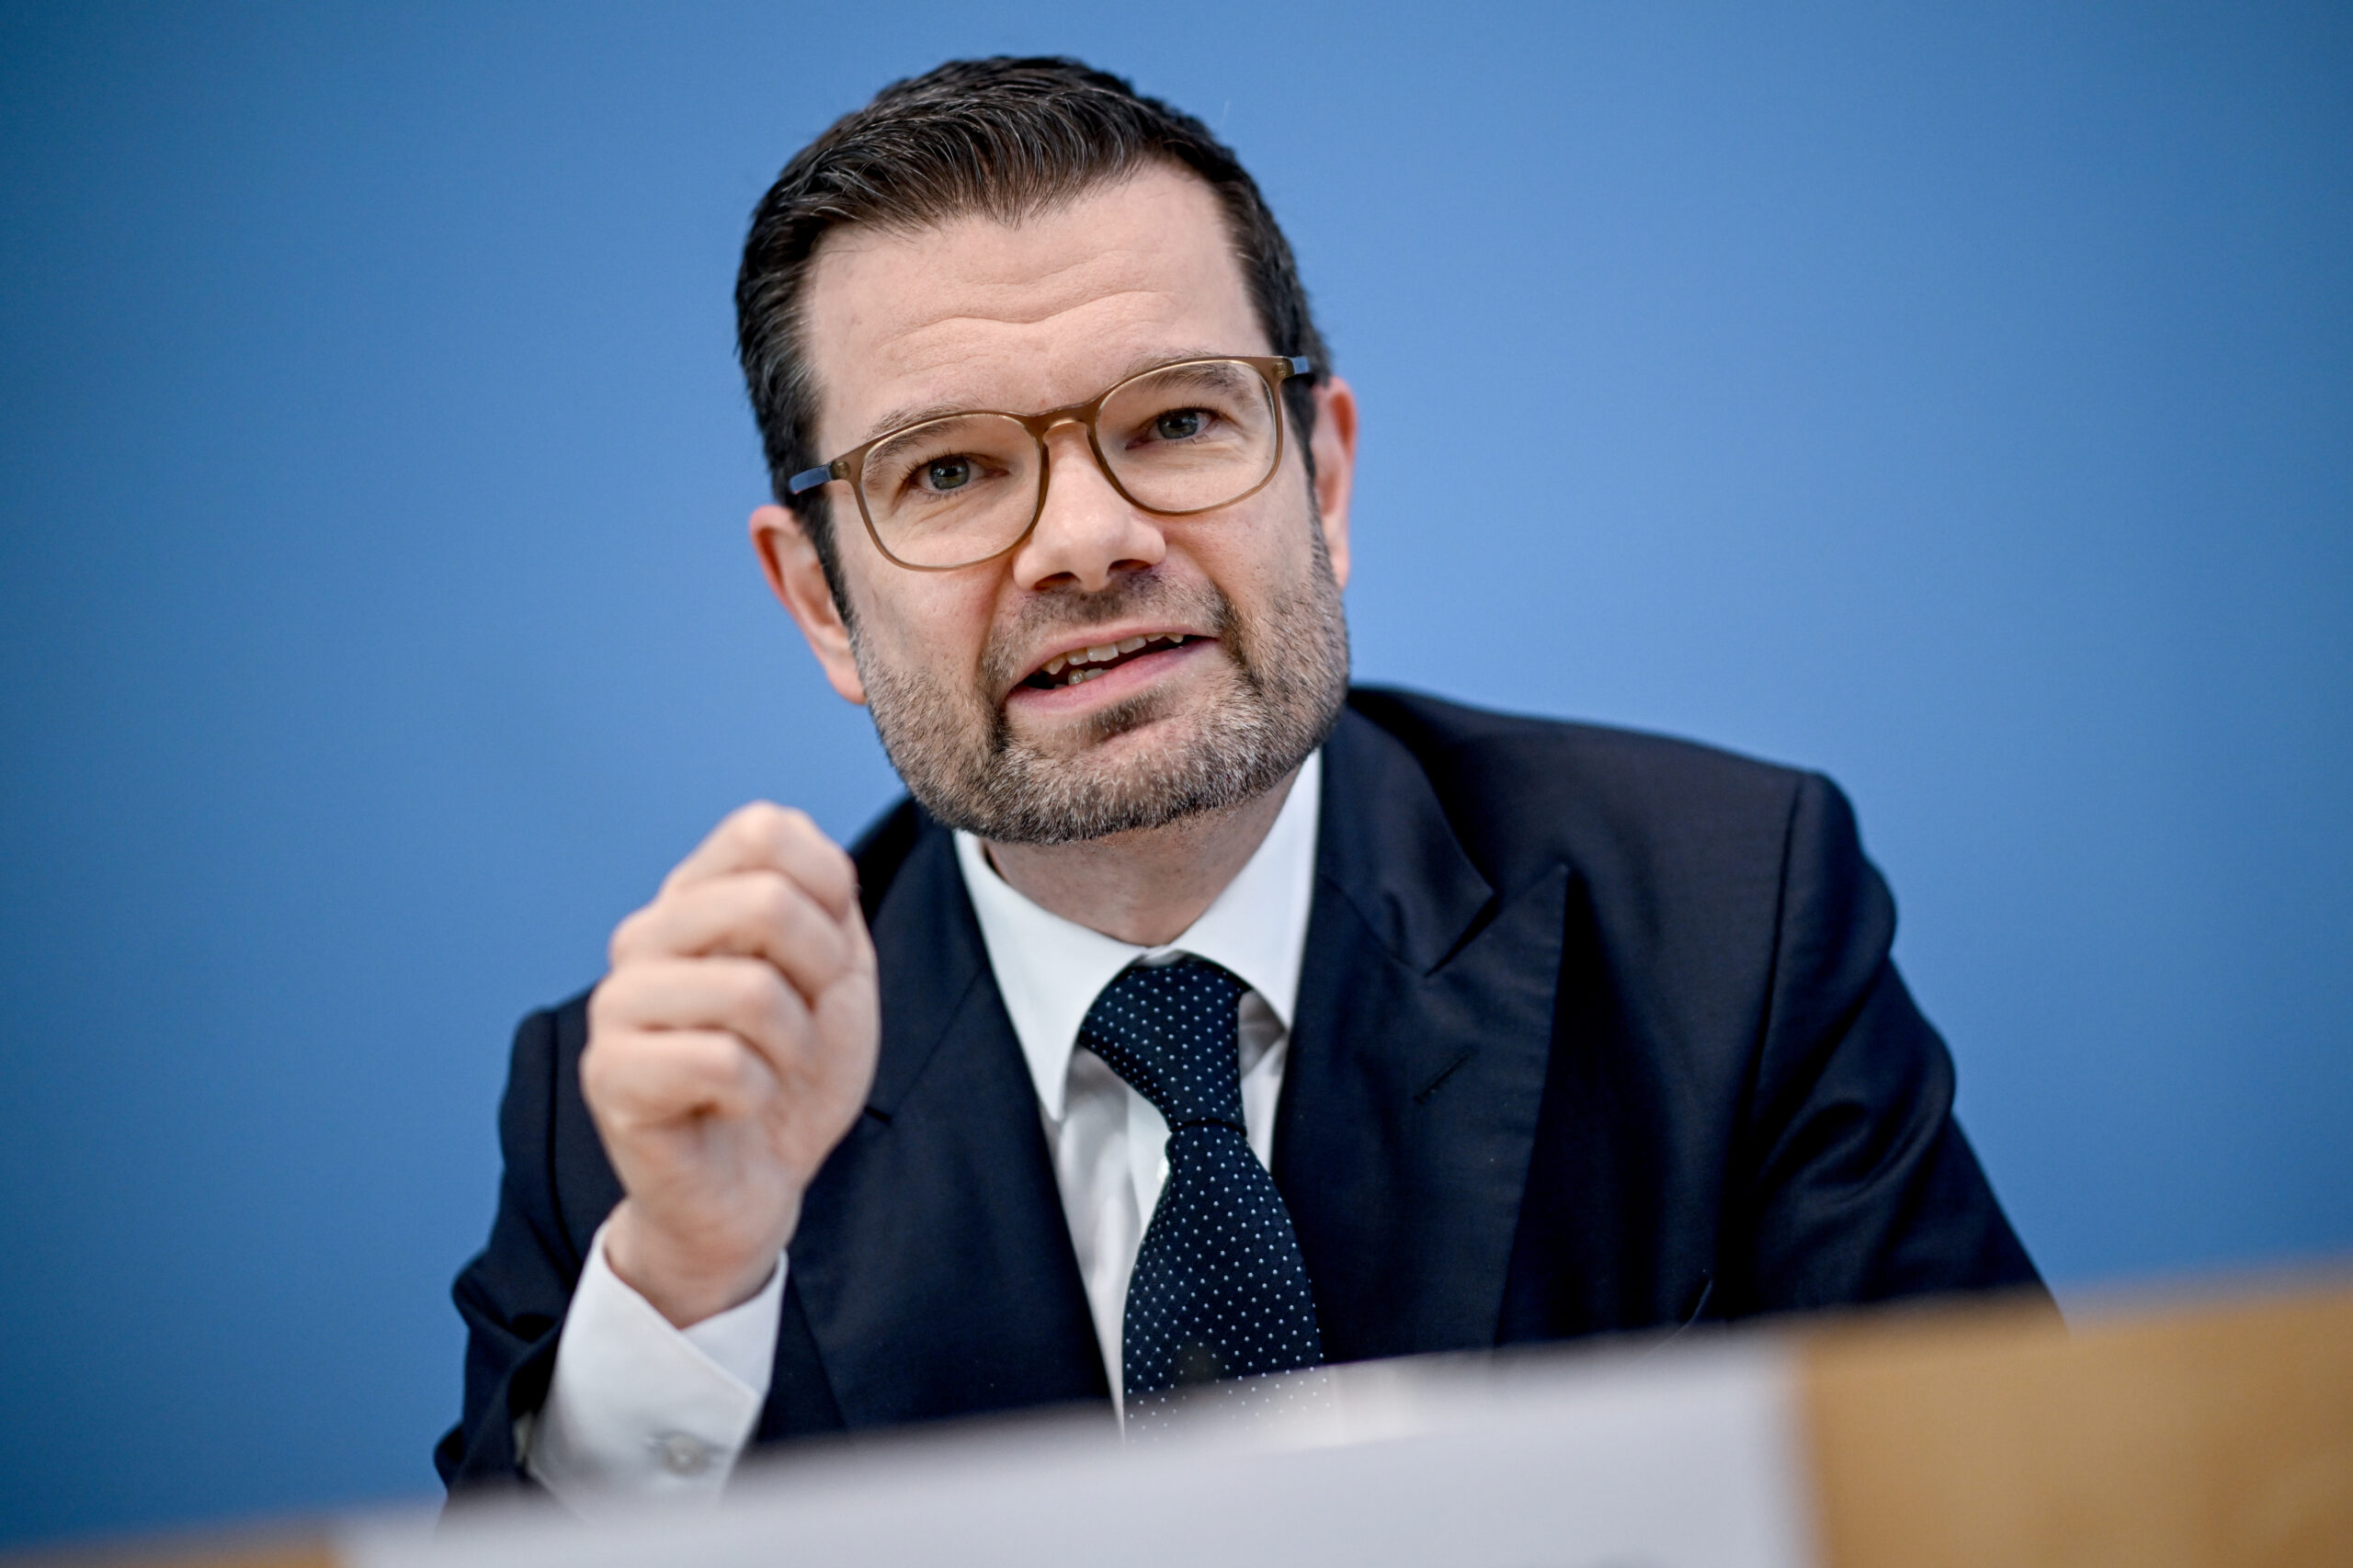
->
<box><xmin>983</xmin><ymin>767</ymin><xmax>1302</xmax><ymax>947</ymax></box>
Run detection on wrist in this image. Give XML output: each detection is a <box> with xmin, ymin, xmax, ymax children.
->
<box><xmin>600</xmin><ymin>1200</ymin><xmax>790</xmax><ymax>1328</ymax></box>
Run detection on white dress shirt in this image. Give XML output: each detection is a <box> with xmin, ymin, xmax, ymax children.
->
<box><xmin>527</xmin><ymin>752</ymin><xmax>1323</xmax><ymax>1511</ymax></box>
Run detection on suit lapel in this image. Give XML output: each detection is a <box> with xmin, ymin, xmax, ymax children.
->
<box><xmin>1275</xmin><ymin>707</ymin><xmax>1568</xmax><ymax>1362</ymax></box>
<box><xmin>780</xmin><ymin>702</ymin><xmax>1568</xmax><ymax>1415</ymax></box>
<box><xmin>779</xmin><ymin>821</ymin><xmax>1108</xmax><ymax>1428</ymax></box>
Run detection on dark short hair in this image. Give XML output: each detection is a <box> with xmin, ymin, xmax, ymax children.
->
<box><xmin>734</xmin><ymin>56</ymin><xmax>1331</xmax><ymax>600</ymax></box>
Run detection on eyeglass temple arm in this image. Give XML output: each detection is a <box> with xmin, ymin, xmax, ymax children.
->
<box><xmin>787</xmin><ymin>459</ymin><xmax>841</xmax><ymax>498</ymax></box>
<box><xmin>783</xmin><ymin>357</ymin><xmax>1313</xmax><ymax>498</ymax></box>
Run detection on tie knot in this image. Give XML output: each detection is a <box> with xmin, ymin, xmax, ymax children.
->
<box><xmin>1078</xmin><ymin>957</ymin><xmax>1248</xmax><ymax>1131</ymax></box>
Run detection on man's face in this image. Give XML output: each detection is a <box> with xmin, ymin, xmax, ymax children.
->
<box><xmin>754</xmin><ymin>164</ymin><xmax>1358</xmax><ymax>844</ymax></box>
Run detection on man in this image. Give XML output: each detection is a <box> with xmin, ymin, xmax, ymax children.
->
<box><xmin>438</xmin><ymin>57</ymin><xmax>2041</xmax><ymax>1506</ymax></box>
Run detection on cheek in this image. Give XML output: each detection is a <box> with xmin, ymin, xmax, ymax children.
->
<box><xmin>1204</xmin><ymin>487</ymin><xmax>1322</xmax><ymax>597</ymax></box>
<box><xmin>855</xmin><ymin>575</ymin><xmax>1001</xmax><ymax>685</ymax></box>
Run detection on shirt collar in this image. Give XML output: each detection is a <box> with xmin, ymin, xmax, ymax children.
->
<box><xmin>952</xmin><ymin>748</ymin><xmax>1322</xmax><ymax>1121</ymax></box>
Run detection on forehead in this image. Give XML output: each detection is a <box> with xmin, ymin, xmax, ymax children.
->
<box><xmin>799</xmin><ymin>164</ymin><xmax>1266</xmax><ymax>450</ymax></box>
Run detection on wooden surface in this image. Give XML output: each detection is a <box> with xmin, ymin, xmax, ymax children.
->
<box><xmin>1802</xmin><ymin>1281</ymin><xmax>2353</xmax><ymax>1568</ymax></box>
<box><xmin>7</xmin><ymin>1537</ymin><xmax>335</xmax><ymax>1568</ymax></box>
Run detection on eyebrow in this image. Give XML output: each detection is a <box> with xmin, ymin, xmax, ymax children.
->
<box><xmin>848</xmin><ymin>347</ymin><xmax>1245</xmax><ymax>449</ymax></box>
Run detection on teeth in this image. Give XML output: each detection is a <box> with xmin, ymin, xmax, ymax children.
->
<box><xmin>1035</xmin><ymin>633</ymin><xmax>1195</xmax><ymax>689</ymax></box>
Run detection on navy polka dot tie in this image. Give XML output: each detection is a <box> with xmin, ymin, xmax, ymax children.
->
<box><xmin>1077</xmin><ymin>957</ymin><xmax>1324</xmax><ymax>1422</ymax></box>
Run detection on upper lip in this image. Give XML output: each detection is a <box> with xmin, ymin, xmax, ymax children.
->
<box><xmin>1014</xmin><ymin>624</ymin><xmax>1209</xmax><ymax>688</ymax></box>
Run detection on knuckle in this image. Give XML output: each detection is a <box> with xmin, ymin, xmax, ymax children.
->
<box><xmin>724</xmin><ymin>1040</ymin><xmax>767</xmax><ymax>1096</ymax></box>
<box><xmin>586</xmin><ymin>971</ymin><xmax>631</xmax><ymax>1019</ymax></box>
<box><xmin>753</xmin><ymin>870</ymin><xmax>801</xmax><ymax>928</ymax></box>
<box><xmin>808</xmin><ymin>830</ymin><xmax>850</xmax><ymax>875</ymax></box>
<box><xmin>670</xmin><ymin>1031</ymin><xmax>726</xmax><ymax>1083</ymax></box>
<box><xmin>720</xmin><ymin>959</ymin><xmax>778</xmax><ymax>1016</ymax></box>
<box><xmin>742</xmin><ymin>800</ymin><xmax>794</xmax><ymax>846</ymax></box>
<box><xmin>608</xmin><ymin>905</ymin><xmax>653</xmax><ymax>962</ymax></box>
<box><xmin>609</xmin><ymin>960</ymin><xmax>665</xmax><ymax>1002</ymax></box>
<box><xmin>578</xmin><ymin>1029</ymin><xmax>624</xmax><ymax>1098</ymax></box>
<box><xmin>774</xmin><ymin>806</ymin><xmax>835</xmax><ymax>864</ymax></box>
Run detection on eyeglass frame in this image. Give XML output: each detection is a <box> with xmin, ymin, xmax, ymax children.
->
<box><xmin>785</xmin><ymin>354</ymin><xmax>1314</xmax><ymax>572</ymax></box>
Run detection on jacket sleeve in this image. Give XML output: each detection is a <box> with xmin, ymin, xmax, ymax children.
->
<box><xmin>434</xmin><ymin>1005</ymin><xmax>587</xmax><ymax>1494</ymax></box>
<box><xmin>1729</xmin><ymin>773</ymin><xmax>2046</xmax><ymax>1314</ymax></box>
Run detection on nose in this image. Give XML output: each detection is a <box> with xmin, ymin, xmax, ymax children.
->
<box><xmin>1008</xmin><ymin>421</ymin><xmax>1167</xmax><ymax>593</ymax></box>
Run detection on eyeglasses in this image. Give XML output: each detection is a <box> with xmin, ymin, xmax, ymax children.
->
<box><xmin>787</xmin><ymin>355</ymin><xmax>1313</xmax><ymax>571</ymax></box>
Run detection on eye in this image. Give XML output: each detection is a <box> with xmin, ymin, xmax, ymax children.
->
<box><xmin>921</xmin><ymin>456</ymin><xmax>976</xmax><ymax>493</ymax></box>
<box><xmin>1153</xmin><ymin>408</ymin><xmax>1208</xmax><ymax>441</ymax></box>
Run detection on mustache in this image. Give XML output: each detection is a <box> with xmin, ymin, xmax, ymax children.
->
<box><xmin>980</xmin><ymin>574</ymin><xmax>1236</xmax><ymax>695</ymax></box>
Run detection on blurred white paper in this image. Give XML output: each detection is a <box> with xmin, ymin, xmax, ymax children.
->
<box><xmin>354</xmin><ymin>1336</ymin><xmax>1814</xmax><ymax>1568</ymax></box>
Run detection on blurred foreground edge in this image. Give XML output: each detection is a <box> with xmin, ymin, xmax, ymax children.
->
<box><xmin>17</xmin><ymin>1274</ymin><xmax>2349</xmax><ymax>1568</ymax></box>
<box><xmin>1802</xmin><ymin>1274</ymin><xmax>2351</xmax><ymax>1566</ymax></box>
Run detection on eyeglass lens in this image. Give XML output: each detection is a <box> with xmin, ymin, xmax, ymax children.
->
<box><xmin>855</xmin><ymin>359</ymin><xmax>1281</xmax><ymax>569</ymax></box>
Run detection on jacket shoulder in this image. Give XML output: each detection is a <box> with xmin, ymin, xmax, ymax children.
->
<box><xmin>1343</xmin><ymin>686</ymin><xmax>1824</xmax><ymax>887</ymax></box>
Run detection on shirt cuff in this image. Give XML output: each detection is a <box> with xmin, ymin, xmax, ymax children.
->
<box><xmin>523</xmin><ymin>1218</ymin><xmax>785</xmax><ymax>1515</ymax></box>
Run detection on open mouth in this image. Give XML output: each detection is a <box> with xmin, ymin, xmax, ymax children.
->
<box><xmin>1021</xmin><ymin>633</ymin><xmax>1196</xmax><ymax>691</ymax></box>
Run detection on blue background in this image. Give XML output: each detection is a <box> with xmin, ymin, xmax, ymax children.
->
<box><xmin>3</xmin><ymin>0</ymin><xmax>2347</xmax><ymax>1549</ymax></box>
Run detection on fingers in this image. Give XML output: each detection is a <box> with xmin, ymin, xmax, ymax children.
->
<box><xmin>581</xmin><ymin>1023</ymin><xmax>778</xmax><ymax>1129</ymax></box>
<box><xmin>611</xmin><ymin>869</ymin><xmax>870</xmax><ymax>999</ymax></box>
<box><xmin>662</xmin><ymin>802</ymin><xmax>858</xmax><ymax>920</ymax></box>
<box><xmin>579</xmin><ymin>804</ymin><xmax>881</xmax><ymax>1321</ymax></box>
<box><xmin>592</xmin><ymin>955</ymin><xmax>815</xmax><ymax>1082</ymax></box>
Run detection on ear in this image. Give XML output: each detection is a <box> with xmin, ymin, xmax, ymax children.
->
<box><xmin>750</xmin><ymin>504</ymin><xmax>867</xmax><ymax>706</ymax></box>
<box><xmin>1308</xmin><ymin>376</ymin><xmax>1358</xmax><ymax>590</ymax></box>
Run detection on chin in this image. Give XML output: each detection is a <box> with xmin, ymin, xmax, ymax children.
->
<box><xmin>1037</xmin><ymin>686</ymin><xmax>1188</xmax><ymax>756</ymax></box>
<box><xmin>872</xmin><ymin>617</ymin><xmax>1344</xmax><ymax>846</ymax></box>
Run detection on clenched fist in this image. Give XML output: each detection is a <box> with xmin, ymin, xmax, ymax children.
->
<box><xmin>582</xmin><ymin>803</ymin><xmax>879</xmax><ymax>1326</ymax></box>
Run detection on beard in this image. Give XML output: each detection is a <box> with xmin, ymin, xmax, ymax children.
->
<box><xmin>852</xmin><ymin>533</ymin><xmax>1350</xmax><ymax>846</ymax></box>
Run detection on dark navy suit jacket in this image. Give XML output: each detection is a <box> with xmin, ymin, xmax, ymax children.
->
<box><xmin>438</xmin><ymin>687</ymin><xmax>2042</xmax><ymax>1488</ymax></box>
